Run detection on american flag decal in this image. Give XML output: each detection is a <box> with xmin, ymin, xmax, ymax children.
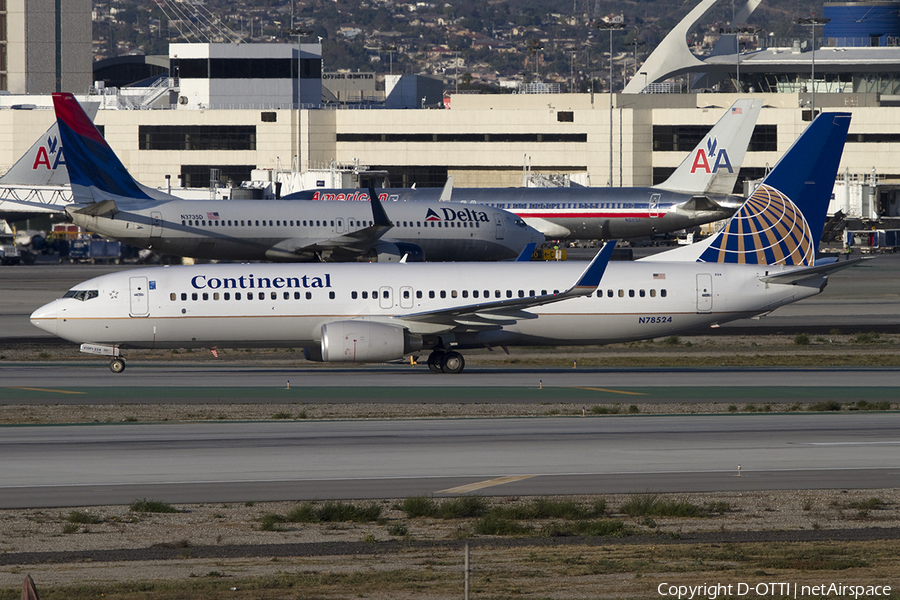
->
<box><xmin>207</xmin><ymin>212</ymin><xmax>220</xmax><ymax>220</ymax></box>
<box><xmin>653</xmin><ymin>273</ymin><xmax>666</xmax><ymax>280</ymax></box>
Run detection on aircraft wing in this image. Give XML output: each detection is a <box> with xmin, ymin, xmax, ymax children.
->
<box><xmin>394</xmin><ymin>241</ymin><xmax>616</xmax><ymax>330</ymax></box>
<box><xmin>266</xmin><ymin>185</ymin><xmax>394</xmax><ymax>261</ymax></box>
<box><xmin>760</xmin><ymin>257</ymin><xmax>870</xmax><ymax>285</ymax></box>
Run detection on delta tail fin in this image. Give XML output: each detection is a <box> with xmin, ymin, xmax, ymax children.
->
<box><xmin>51</xmin><ymin>93</ymin><xmax>172</xmax><ymax>204</ymax></box>
<box><xmin>656</xmin><ymin>99</ymin><xmax>763</xmax><ymax>195</ymax></box>
<box><xmin>650</xmin><ymin>112</ymin><xmax>851</xmax><ymax>266</ymax></box>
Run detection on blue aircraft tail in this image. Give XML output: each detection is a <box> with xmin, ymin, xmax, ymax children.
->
<box><xmin>52</xmin><ymin>93</ymin><xmax>154</xmax><ymax>201</ymax></box>
<box><xmin>698</xmin><ymin>112</ymin><xmax>851</xmax><ymax>266</ymax></box>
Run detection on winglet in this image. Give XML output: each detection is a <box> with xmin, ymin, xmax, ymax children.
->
<box><xmin>368</xmin><ymin>184</ymin><xmax>393</xmax><ymax>228</ymax></box>
<box><xmin>439</xmin><ymin>175</ymin><xmax>454</xmax><ymax>201</ymax></box>
<box><xmin>572</xmin><ymin>241</ymin><xmax>617</xmax><ymax>292</ymax></box>
<box><xmin>515</xmin><ymin>242</ymin><xmax>537</xmax><ymax>262</ymax></box>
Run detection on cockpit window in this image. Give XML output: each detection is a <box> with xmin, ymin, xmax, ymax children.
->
<box><xmin>63</xmin><ymin>290</ymin><xmax>99</xmax><ymax>301</ymax></box>
<box><xmin>515</xmin><ymin>219</ymin><xmax>527</xmax><ymax>228</ymax></box>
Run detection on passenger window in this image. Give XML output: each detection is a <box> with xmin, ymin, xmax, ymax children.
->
<box><xmin>661</xmin><ymin>289</ymin><xmax>667</xmax><ymax>297</ymax></box>
<box><xmin>428</xmin><ymin>291</ymin><xmax>434</xmax><ymax>299</ymax></box>
<box><xmin>352</xmin><ymin>291</ymin><xmax>358</xmax><ymax>299</ymax></box>
<box><xmin>416</xmin><ymin>291</ymin><xmax>422</xmax><ymax>299</ymax></box>
<box><xmin>170</xmin><ymin>293</ymin><xmax>176</xmax><ymax>301</ymax></box>
<box><xmin>403</xmin><ymin>290</ymin><xmax>410</xmax><ymax>299</ymax></box>
<box><xmin>518</xmin><ymin>290</ymin><xmax>524</xmax><ymax>298</ymax></box>
<box><xmin>192</xmin><ymin>293</ymin><xmax>198</xmax><ymax>301</ymax></box>
<box><xmin>629</xmin><ymin>290</ymin><xmax>635</xmax><ymax>298</ymax></box>
<box><xmin>495</xmin><ymin>290</ymin><xmax>501</xmax><ymax>298</ymax></box>
<box><xmin>224</xmin><ymin>292</ymin><xmax>230</xmax><ymax>300</ymax></box>
<box><xmin>452</xmin><ymin>290</ymin><xmax>458</xmax><ymax>298</ymax></box>
<box><xmin>473</xmin><ymin>290</ymin><xmax>479</xmax><ymax>298</ymax></box>
<box><xmin>506</xmin><ymin>290</ymin><xmax>512</xmax><ymax>298</ymax></box>
<box><xmin>329</xmin><ymin>291</ymin><xmax>335</xmax><ymax>299</ymax></box>
<box><xmin>270</xmin><ymin>292</ymin><xmax>276</xmax><ymax>300</ymax></box>
<box><xmin>640</xmin><ymin>289</ymin><xmax>646</xmax><ymax>297</ymax></box>
<box><xmin>283</xmin><ymin>292</ymin><xmax>289</xmax><ymax>300</ymax></box>
<box><xmin>373</xmin><ymin>291</ymin><xmax>379</xmax><ymax>299</ymax></box>
<box><xmin>362</xmin><ymin>291</ymin><xmax>368</xmax><ymax>299</ymax></box>
<box><xmin>306</xmin><ymin>292</ymin><xmax>312</xmax><ymax>300</ymax></box>
<box><xmin>235</xmin><ymin>292</ymin><xmax>242</xmax><ymax>300</ymax></box>
<box><xmin>618</xmin><ymin>290</ymin><xmax>625</xmax><ymax>298</ymax></box>
<box><xmin>607</xmin><ymin>289</ymin><xmax>613</xmax><ymax>298</ymax></box>
<box><xmin>383</xmin><ymin>290</ymin><xmax>390</xmax><ymax>299</ymax></box>
<box><xmin>202</xmin><ymin>292</ymin><xmax>208</xmax><ymax>301</ymax></box>
<box><xmin>247</xmin><ymin>292</ymin><xmax>254</xmax><ymax>300</ymax></box>
<box><xmin>484</xmin><ymin>290</ymin><xmax>489</xmax><ymax>298</ymax></box>
<box><xmin>529</xmin><ymin>290</ymin><xmax>535</xmax><ymax>297</ymax></box>
<box><xmin>294</xmin><ymin>292</ymin><xmax>301</xmax><ymax>299</ymax></box>
<box><xmin>440</xmin><ymin>291</ymin><xmax>447</xmax><ymax>299</ymax></box>
<box><xmin>596</xmin><ymin>290</ymin><xmax>603</xmax><ymax>298</ymax></box>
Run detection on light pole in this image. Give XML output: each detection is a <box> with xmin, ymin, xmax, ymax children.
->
<box><xmin>719</xmin><ymin>26</ymin><xmax>760</xmax><ymax>93</ymax></box>
<box><xmin>795</xmin><ymin>17</ymin><xmax>830</xmax><ymax>117</ymax></box>
<box><xmin>595</xmin><ymin>19</ymin><xmax>625</xmax><ymax>187</ymax></box>
<box><xmin>381</xmin><ymin>45</ymin><xmax>396</xmax><ymax>76</ymax></box>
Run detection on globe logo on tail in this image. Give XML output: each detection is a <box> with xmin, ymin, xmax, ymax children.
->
<box><xmin>699</xmin><ymin>183</ymin><xmax>814</xmax><ymax>266</ymax></box>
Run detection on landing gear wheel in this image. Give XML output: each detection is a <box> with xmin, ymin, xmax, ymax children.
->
<box><xmin>109</xmin><ymin>358</ymin><xmax>126</xmax><ymax>373</ymax></box>
<box><xmin>427</xmin><ymin>351</ymin><xmax>445</xmax><ymax>373</ymax></box>
<box><xmin>440</xmin><ymin>351</ymin><xmax>465</xmax><ymax>374</ymax></box>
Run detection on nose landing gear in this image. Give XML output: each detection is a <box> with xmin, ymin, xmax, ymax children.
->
<box><xmin>109</xmin><ymin>357</ymin><xmax>126</xmax><ymax>373</ymax></box>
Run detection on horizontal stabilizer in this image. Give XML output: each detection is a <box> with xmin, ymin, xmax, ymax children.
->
<box><xmin>760</xmin><ymin>257</ymin><xmax>870</xmax><ymax>285</ymax></box>
<box><xmin>677</xmin><ymin>195</ymin><xmax>725</xmax><ymax>212</ymax></box>
<box><xmin>70</xmin><ymin>199</ymin><xmax>119</xmax><ymax>217</ymax></box>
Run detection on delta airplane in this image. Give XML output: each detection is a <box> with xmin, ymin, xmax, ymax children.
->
<box><xmin>288</xmin><ymin>99</ymin><xmax>763</xmax><ymax>240</ymax></box>
<box><xmin>50</xmin><ymin>93</ymin><xmax>542</xmax><ymax>262</ymax></box>
<box><xmin>32</xmin><ymin>112</ymin><xmax>861</xmax><ymax>374</ymax></box>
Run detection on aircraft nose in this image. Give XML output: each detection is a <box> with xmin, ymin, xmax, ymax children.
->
<box><xmin>30</xmin><ymin>299</ymin><xmax>59</xmax><ymax>337</ymax></box>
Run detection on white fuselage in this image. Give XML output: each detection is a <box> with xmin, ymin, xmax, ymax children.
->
<box><xmin>68</xmin><ymin>198</ymin><xmax>542</xmax><ymax>262</ymax></box>
<box><xmin>31</xmin><ymin>260</ymin><xmax>826</xmax><ymax>353</ymax></box>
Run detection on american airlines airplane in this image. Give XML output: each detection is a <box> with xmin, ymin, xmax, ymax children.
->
<box><xmin>288</xmin><ymin>99</ymin><xmax>763</xmax><ymax>240</ymax></box>
<box><xmin>31</xmin><ymin>112</ymin><xmax>857</xmax><ymax>374</ymax></box>
<box><xmin>50</xmin><ymin>92</ymin><xmax>542</xmax><ymax>262</ymax></box>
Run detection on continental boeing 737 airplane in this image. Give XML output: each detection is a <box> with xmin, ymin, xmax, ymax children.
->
<box><xmin>50</xmin><ymin>93</ymin><xmax>542</xmax><ymax>262</ymax></box>
<box><xmin>32</xmin><ymin>112</ymin><xmax>859</xmax><ymax>374</ymax></box>
<box><xmin>287</xmin><ymin>99</ymin><xmax>763</xmax><ymax>240</ymax></box>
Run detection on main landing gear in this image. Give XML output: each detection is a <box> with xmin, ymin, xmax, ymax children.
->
<box><xmin>109</xmin><ymin>357</ymin><xmax>126</xmax><ymax>373</ymax></box>
<box><xmin>426</xmin><ymin>350</ymin><xmax>465</xmax><ymax>374</ymax></box>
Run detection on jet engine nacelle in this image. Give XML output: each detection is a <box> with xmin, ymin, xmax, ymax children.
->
<box><xmin>319</xmin><ymin>320</ymin><xmax>423</xmax><ymax>362</ymax></box>
<box><xmin>366</xmin><ymin>241</ymin><xmax>425</xmax><ymax>262</ymax></box>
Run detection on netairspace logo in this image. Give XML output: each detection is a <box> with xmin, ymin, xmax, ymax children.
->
<box><xmin>657</xmin><ymin>582</ymin><xmax>892</xmax><ymax>599</ymax></box>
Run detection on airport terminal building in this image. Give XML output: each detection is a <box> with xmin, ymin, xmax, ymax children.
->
<box><xmin>3</xmin><ymin>0</ymin><xmax>900</xmax><ymax>222</ymax></box>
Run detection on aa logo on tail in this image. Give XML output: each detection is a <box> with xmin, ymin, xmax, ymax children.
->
<box><xmin>31</xmin><ymin>136</ymin><xmax>66</xmax><ymax>171</ymax></box>
<box><xmin>689</xmin><ymin>137</ymin><xmax>733</xmax><ymax>174</ymax></box>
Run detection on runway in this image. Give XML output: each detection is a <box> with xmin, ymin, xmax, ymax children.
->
<box><xmin>1</xmin><ymin>413</ymin><xmax>898</xmax><ymax>508</ymax></box>
<box><xmin>1</xmin><ymin>363</ymin><xmax>899</xmax><ymax>403</ymax></box>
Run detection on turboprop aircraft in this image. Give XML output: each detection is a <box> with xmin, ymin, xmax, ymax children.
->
<box><xmin>31</xmin><ymin>112</ymin><xmax>861</xmax><ymax>374</ymax></box>
<box><xmin>287</xmin><ymin>99</ymin><xmax>763</xmax><ymax>240</ymax></box>
<box><xmin>51</xmin><ymin>93</ymin><xmax>542</xmax><ymax>262</ymax></box>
